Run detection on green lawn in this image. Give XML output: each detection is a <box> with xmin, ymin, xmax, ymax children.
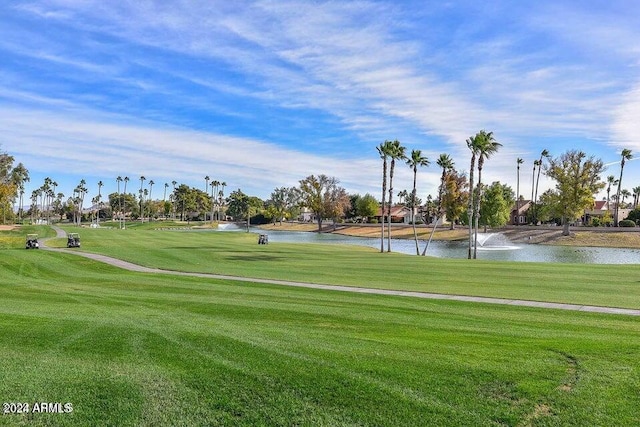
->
<box><xmin>1</xmin><ymin>248</ymin><xmax>639</xmax><ymax>426</ymax></box>
<box><xmin>45</xmin><ymin>226</ymin><xmax>640</xmax><ymax>309</ymax></box>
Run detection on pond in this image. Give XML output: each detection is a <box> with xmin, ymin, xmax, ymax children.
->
<box><xmin>216</xmin><ymin>224</ymin><xmax>640</xmax><ymax>264</ymax></box>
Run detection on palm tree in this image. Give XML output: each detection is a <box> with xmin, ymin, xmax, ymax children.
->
<box><xmin>171</xmin><ymin>180</ymin><xmax>177</xmax><ymax>219</ymax></box>
<box><xmin>516</xmin><ymin>158</ymin><xmax>524</xmax><ymax>225</ymax></box>
<box><xmin>96</xmin><ymin>180</ymin><xmax>103</xmax><ymax>224</ymax></box>
<box><xmin>162</xmin><ymin>183</ymin><xmax>168</xmax><ymax>219</ymax></box>
<box><xmin>467</xmin><ymin>134</ymin><xmax>480</xmax><ymax>259</ymax></box>
<box><xmin>376</xmin><ymin>141</ymin><xmax>393</xmax><ymax>253</ymax></box>
<box><xmin>18</xmin><ymin>185</ymin><xmax>25</xmax><ymax>221</ymax></box>
<box><xmin>123</xmin><ymin>177</ymin><xmax>129</xmax><ymax>227</ymax></box>
<box><xmin>406</xmin><ymin>149</ymin><xmax>429</xmax><ymax>255</ymax></box>
<box><xmin>533</xmin><ymin>149</ymin><xmax>550</xmax><ymax>223</ymax></box>
<box><xmin>621</xmin><ymin>189</ymin><xmax>631</xmax><ymax>208</ymax></box>
<box><xmin>78</xmin><ymin>179</ymin><xmax>87</xmax><ymax>226</ymax></box>
<box><xmin>633</xmin><ymin>186</ymin><xmax>640</xmax><ymax>209</ymax></box>
<box><xmin>387</xmin><ymin>140</ymin><xmax>407</xmax><ymax>252</ymax></box>
<box><xmin>423</xmin><ymin>153</ymin><xmax>454</xmax><ymax>256</ymax></box>
<box><xmin>116</xmin><ymin>176</ymin><xmax>123</xmax><ymax>227</ymax></box>
<box><xmin>139</xmin><ymin>176</ymin><xmax>146</xmax><ymax>222</ymax></box>
<box><xmin>397</xmin><ymin>189</ymin><xmax>409</xmax><ymax>205</ymax></box>
<box><xmin>219</xmin><ymin>181</ymin><xmax>227</xmax><ymax>220</ymax></box>
<box><xmin>473</xmin><ymin>131</ymin><xmax>501</xmax><ymax>259</ymax></box>
<box><xmin>211</xmin><ymin>180</ymin><xmax>220</xmax><ymax>222</ymax></box>
<box><xmin>606</xmin><ymin>175</ymin><xmax>618</xmax><ymax>215</ymax></box>
<box><xmin>10</xmin><ymin>163</ymin><xmax>29</xmax><ymax>222</ymax></box>
<box><xmin>615</xmin><ymin>149</ymin><xmax>633</xmax><ymax>226</ymax></box>
<box><xmin>148</xmin><ymin>180</ymin><xmax>155</xmax><ymax>220</ymax></box>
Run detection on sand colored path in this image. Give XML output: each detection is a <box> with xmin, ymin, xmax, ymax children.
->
<box><xmin>44</xmin><ymin>226</ymin><xmax>640</xmax><ymax>316</ymax></box>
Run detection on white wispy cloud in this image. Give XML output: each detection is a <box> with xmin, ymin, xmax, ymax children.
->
<box><xmin>4</xmin><ymin>0</ymin><xmax>640</xmax><ymax>202</ymax></box>
<box><xmin>1</xmin><ymin>106</ymin><xmax>435</xmax><ymax>198</ymax></box>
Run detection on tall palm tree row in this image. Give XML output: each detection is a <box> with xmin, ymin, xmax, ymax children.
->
<box><xmin>472</xmin><ymin>131</ymin><xmax>501</xmax><ymax>259</ymax></box>
<box><xmin>376</xmin><ymin>141</ymin><xmax>393</xmax><ymax>253</ymax></box>
<box><xmin>387</xmin><ymin>140</ymin><xmax>407</xmax><ymax>252</ymax></box>
<box><xmin>406</xmin><ymin>149</ymin><xmax>430</xmax><ymax>255</ymax></box>
<box><xmin>614</xmin><ymin>149</ymin><xmax>633</xmax><ymax>226</ymax></box>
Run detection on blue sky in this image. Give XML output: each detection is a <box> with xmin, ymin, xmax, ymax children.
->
<box><xmin>2</xmin><ymin>1</ymin><xmax>640</xmax><ymax>204</ymax></box>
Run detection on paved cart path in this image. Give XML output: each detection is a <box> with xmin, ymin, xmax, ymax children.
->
<box><xmin>44</xmin><ymin>226</ymin><xmax>640</xmax><ymax>316</ymax></box>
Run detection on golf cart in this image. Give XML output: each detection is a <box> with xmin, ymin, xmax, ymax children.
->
<box><xmin>25</xmin><ymin>234</ymin><xmax>39</xmax><ymax>249</ymax></box>
<box><xmin>67</xmin><ymin>233</ymin><xmax>81</xmax><ymax>248</ymax></box>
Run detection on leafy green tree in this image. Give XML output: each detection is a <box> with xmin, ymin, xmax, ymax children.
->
<box><xmin>225</xmin><ymin>189</ymin><xmax>263</xmax><ymax>230</ymax></box>
<box><xmin>299</xmin><ymin>174</ymin><xmax>349</xmax><ymax>231</ymax></box>
<box><xmin>545</xmin><ymin>150</ymin><xmax>605</xmax><ymax>235</ymax></box>
<box><xmin>108</xmin><ymin>192</ymin><xmax>137</xmax><ymax>219</ymax></box>
<box><xmin>269</xmin><ymin>187</ymin><xmax>301</xmax><ymax>225</ymax></box>
<box><xmin>356</xmin><ymin>193</ymin><xmax>379</xmax><ymax>219</ymax></box>
<box><xmin>225</xmin><ymin>190</ymin><xmax>249</xmax><ymax>221</ymax></box>
<box><xmin>536</xmin><ymin>189</ymin><xmax>562</xmax><ymax>224</ymax></box>
<box><xmin>171</xmin><ymin>184</ymin><xmax>196</xmax><ymax>221</ymax></box>
<box><xmin>625</xmin><ymin>208</ymin><xmax>640</xmax><ymax>224</ymax></box>
<box><xmin>441</xmin><ymin>169</ymin><xmax>469</xmax><ymax>231</ymax></box>
<box><xmin>479</xmin><ymin>182</ymin><xmax>514</xmax><ymax>231</ymax></box>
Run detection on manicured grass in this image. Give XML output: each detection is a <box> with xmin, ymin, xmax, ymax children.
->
<box><xmin>0</xmin><ymin>225</ymin><xmax>54</xmax><ymax>249</ymax></box>
<box><xmin>47</xmin><ymin>226</ymin><xmax>640</xmax><ymax>309</ymax></box>
<box><xmin>0</xmin><ymin>249</ymin><xmax>639</xmax><ymax>426</ymax></box>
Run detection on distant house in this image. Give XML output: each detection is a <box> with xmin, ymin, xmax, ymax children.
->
<box><xmin>511</xmin><ymin>200</ymin><xmax>532</xmax><ymax>225</ymax></box>
<box><xmin>375</xmin><ymin>205</ymin><xmax>414</xmax><ymax>224</ymax></box>
<box><xmin>584</xmin><ymin>201</ymin><xmax>632</xmax><ymax>225</ymax></box>
<box><xmin>298</xmin><ymin>208</ymin><xmax>316</xmax><ymax>223</ymax></box>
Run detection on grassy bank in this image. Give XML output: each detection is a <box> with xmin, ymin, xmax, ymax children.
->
<box><xmin>42</xmin><ymin>226</ymin><xmax>640</xmax><ymax>309</ymax></box>
<box><xmin>1</xmin><ymin>249</ymin><xmax>639</xmax><ymax>425</ymax></box>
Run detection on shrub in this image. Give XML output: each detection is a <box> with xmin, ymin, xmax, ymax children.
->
<box><xmin>591</xmin><ymin>217</ymin><xmax>601</xmax><ymax>227</ymax></box>
<box><xmin>370</xmin><ymin>218</ymin><xmax>378</xmax><ymax>224</ymax></box>
<box><xmin>619</xmin><ymin>219</ymin><xmax>636</xmax><ymax>227</ymax></box>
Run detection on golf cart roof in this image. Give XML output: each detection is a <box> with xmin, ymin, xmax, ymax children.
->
<box><xmin>68</xmin><ymin>233</ymin><xmax>80</xmax><ymax>237</ymax></box>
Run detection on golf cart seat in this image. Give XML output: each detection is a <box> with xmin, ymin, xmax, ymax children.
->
<box><xmin>25</xmin><ymin>234</ymin><xmax>39</xmax><ymax>249</ymax></box>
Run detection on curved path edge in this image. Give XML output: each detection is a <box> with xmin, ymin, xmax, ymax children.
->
<box><xmin>44</xmin><ymin>227</ymin><xmax>640</xmax><ymax>316</ymax></box>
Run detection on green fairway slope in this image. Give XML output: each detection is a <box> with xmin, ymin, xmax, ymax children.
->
<box><xmin>0</xmin><ymin>249</ymin><xmax>639</xmax><ymax>426</ymax></box>
<box><xmin>45</xmin><ymin>226</ymin><xmax>640</xmax><ymax>309</ymax></box>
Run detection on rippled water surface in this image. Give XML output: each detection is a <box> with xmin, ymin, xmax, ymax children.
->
<box><xmin>208</xmin><ymin>224</ymin><xmax>640</xmax><ymax>264</ymax></box>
